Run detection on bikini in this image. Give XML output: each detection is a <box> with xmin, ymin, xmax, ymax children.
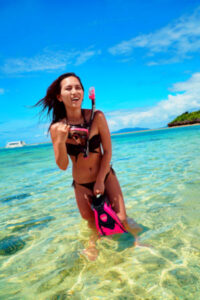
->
<box><xmin>66</xmin><ymin>109</ymin><xmax>101</xmax><ymax>158</ymax></box>
<box><xmin>66</xmin><ymin>109</ymin><xmax>114</xmax><ymax>191</ymax></box>
<box><xmin>66</xmin><ymin>134</ymin><xmax>101</xmax><ymax>159</ymax></box>
<box><xmin>72</xmin><ymin>167</ymin><xmax>115</xmax><ymax>191</ymax></box>
<box><xmin>66</xmin><ymin>90</ymin><xmax>126</xmax><ymax>236</ymax></box>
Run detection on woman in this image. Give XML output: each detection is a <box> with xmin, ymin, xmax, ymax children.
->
<box><xmin>37</xmin><ymin>72</ymin><xmax>141</xmax><ymax>260</ymax></box>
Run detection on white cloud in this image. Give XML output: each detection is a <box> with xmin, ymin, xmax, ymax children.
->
<box><xmin>2</xmin><ymin>48</ymin><xmax>100</xmax><ymax>74</ymax></box>
<box><xmin>75</xmin><ymin>50</ymin><xmax>101</xmax><ymax>66</ymax></box>
<box><xmin>170</xmin><ymin>72</ymin><xmax>200</xmax><ymax>93</ymax></box>
<box><xmin>108</xmin><ymin>7</ymin><xmax>200</xmax><ymax>64</ymax></box>
<box><xmin>0</xmin><ymin>88</ymin><xmax>5</xmax><ymax>95</ymax></box>
<box><xmin>106</xmin><ymin>72</ymin><xmax>200</xmax><ymax>131</ymax></box>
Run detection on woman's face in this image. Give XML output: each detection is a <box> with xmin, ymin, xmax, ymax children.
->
<box><xmin>58</xmin><ymin>76</ymin><xmax>84</xmax><ymax>109</ymax></box>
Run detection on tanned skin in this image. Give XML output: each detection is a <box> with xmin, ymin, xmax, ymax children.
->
<box><xmin>50</xmin><ymin>76</ymin><xmax>141</xmax><ymax>260</ymax></box>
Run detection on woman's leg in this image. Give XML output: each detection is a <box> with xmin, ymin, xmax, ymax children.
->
<box><xmin>74</xmin><ymin>183</ymin><xmax>95</xmax><ymax>229</ymax></box>
<box><xmin>104</xmin><ymin>169</ymin><xmax>142</xmax><ymax>238</ymax></box>
<box><xmin>73</xmin><ymin>183</ymin><xmax>99</xmax><ymax>260</ymax></box>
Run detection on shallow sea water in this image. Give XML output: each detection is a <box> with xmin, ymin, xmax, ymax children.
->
<box><xmin>0</xmin><ymin>125</ymin><xmax>200</xmax><ymax>300</ymax></box>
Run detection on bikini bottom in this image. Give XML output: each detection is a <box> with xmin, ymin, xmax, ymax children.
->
<box><xmin>72</xmin><ymin>166</ymin><xmax>115</xmax><ymax>192</ymax></box>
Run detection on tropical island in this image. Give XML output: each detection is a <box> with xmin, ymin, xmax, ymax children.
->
<box><xmin>168</xmin><ymin>110</ymin><xmax>200</xmax><ymax>127</ymax></box>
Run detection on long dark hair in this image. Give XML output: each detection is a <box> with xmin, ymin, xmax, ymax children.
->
<box><xmin>35</xmin><ymin>72</ymin><xmax>84</xmax><ymax>127</ymax></box>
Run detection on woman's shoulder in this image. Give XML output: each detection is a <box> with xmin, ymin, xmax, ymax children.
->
<box><xmin>50</xmin><ymin>118</ymin><xmax>67</xmax><ymax>131</ymax></box>
<box><xmin>85</xmin><ymin>109</ymin><xmax>104</xmax><ymax>116</ymax></box>
<box><xmin>83</xmin><ymin>109</ymin><xmax>104</xmax><ymax>122</ymax></box>
<box><xmin>94</xmin><ymin>110</ymin><xmax>106</xmax><ymax>121</ymax></box>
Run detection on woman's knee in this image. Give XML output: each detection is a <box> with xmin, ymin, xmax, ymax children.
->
<box><xmin>87</xmin><ymin>217</ymin><xmax>96</xmax><ymax>229</ymax></box>
<box><xmin>77</xmin><ymin>203</ymin><xmax>95</xmax><ymax>222</ymax></box>
<box><xmin>78</xmin><ymin>208</ymin><xmax>94</xmax><ymax>221</ymax></box>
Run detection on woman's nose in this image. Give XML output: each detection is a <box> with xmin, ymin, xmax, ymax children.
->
<box><xmin>71</xmin><ymin>87</ymin><xmax>77</xmax><ymax>94</ymax></box>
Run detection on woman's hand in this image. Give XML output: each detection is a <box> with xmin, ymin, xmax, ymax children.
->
<box><xmin>50</xmin><ymin>121</ymin><xmax>70</xmax><ymax>144</ymax></box>
<box><xmin>93</xmin><ymin>179</ymin><xmax>105</xmax><ymax>196</ymax></box>
<box><xmin>50</xmin><ymin>120</ymin><xmax>70</xmax><ymax>170</ymax></box>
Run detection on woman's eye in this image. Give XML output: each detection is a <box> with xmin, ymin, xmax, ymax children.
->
<box><xmin>65</xmin><ymin>86</ymin><xmax>81</xmax><ymax>91</ymax></box>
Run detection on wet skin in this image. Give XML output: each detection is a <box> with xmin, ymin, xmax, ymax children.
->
<box><xmin>50</xmin><ymin>76</ymin><xmax>142</xmax><ymax>260</ymax></box>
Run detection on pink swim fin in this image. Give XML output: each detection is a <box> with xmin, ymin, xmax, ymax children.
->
<box><xmin>91</xmin><ymin>194</ymin><xmax>127</xmax><ymax>236</ymax></box>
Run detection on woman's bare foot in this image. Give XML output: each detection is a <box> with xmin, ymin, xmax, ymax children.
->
<box><xmin>82</xmin><ymin>246</ymin><xmax>99</xmax><ymax>261</ymax></box>
<box><xmin>82</xmin><ymin>240</ymin><xmax>99</xmax><ymax>261</ymax></box>
<box><xmin>80</xmin><ymin>220</ymin><xmax>100</xmax><ymax>261</ymax></box>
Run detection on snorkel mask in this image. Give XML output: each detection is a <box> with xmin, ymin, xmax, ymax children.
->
<box><xmin>68</xmin><ymin>126</ymin><xmax>89</xmax><ymax>141</ymax></box>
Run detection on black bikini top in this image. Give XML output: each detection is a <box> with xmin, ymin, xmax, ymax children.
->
<box><xmin>66</xmin><ymin>134</ymin><xmax>101</xmax><ymax>157</ymax></box>
<box><xmin>66</xmin><ymin>110</ymin><xmax>101</xmax><ymax>160</ymax></box>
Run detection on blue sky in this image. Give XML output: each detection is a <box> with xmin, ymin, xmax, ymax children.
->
<box><xmin>1</xmin><ymin>0</ymin><xmax>200</xmax><ymax>146</ymax></box>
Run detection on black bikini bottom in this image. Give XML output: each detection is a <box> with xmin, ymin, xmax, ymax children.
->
<box><xmin>72</xmin><ymin>166</ymin><xmax>115</xmax><ymax>192</ymax></box>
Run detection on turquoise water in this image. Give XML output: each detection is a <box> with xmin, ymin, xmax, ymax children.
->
<box><xmin>0</xmin><ymin>125</ymin><xmax>200</xmax><ymax>299</ymax></box>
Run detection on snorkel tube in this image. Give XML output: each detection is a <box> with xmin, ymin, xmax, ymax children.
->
<box><xmin>83</xmin><ymin>87</ymin><xmax>96</xmax><ymax>158</ymax></box>
<box><xmin>89</xmin><ymin>87</ymin><xmax>95</xmax><ymax>120</ymax></box>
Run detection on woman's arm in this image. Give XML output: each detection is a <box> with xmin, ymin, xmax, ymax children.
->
<box><xmin>93</xmin><ymin>111</ymin><xmax>112</xmax><ymax>195</ymax></box>
<box><xmin>50</xmin><ymin>122</ymin><xmax>70</xmax><ymax>170</ymax></box>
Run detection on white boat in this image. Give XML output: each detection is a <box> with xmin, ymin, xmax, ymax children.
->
<box><xmin>5</xmin><ymin>141</ymin><xmax>26</xmax><ymax>148</ymax></box>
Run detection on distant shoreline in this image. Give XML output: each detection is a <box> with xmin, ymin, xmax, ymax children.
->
<box><xmin>110</xmin><ymin>123</ymin><xmax>200</xmax><ymax>136</ymax></box>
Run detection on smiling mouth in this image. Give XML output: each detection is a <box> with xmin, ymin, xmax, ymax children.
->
<box><xmin>72</xmin><ymin>97</ymin><xmax>79</xmax><ymax>102</ymax></box>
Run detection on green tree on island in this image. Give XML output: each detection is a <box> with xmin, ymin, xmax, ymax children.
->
<box><xmin>168</xmin><ymin>110</ymin><xmax>200</xmax><ymax>127</ymax></box>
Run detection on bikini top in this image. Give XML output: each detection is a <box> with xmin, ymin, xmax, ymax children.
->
<box><xmin>66</xmin><ymin>110</ymin><xmax>101</xmax><ymax>160</ymax></box>
<box><xmin>66</xmin><ymin>134</ymin><xmax>101</xmax><ymax>158</ymax></box>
